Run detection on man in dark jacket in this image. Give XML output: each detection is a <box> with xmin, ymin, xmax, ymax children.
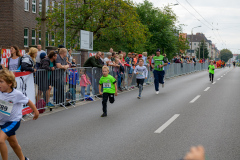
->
<box><xmin>83</xmin><ymin>51</ymin><xmax>103</xmax><ymax>96</ymax></box>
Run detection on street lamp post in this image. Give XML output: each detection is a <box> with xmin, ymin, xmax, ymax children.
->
<box><xmin>191</xmin><ymin>26</ymin><xmax>201</xmax><ymax>57</ymax></box>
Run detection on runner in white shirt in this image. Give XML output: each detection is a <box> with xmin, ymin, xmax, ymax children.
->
<box><xmin>0</xmin><ymin>69</ymin><xmax>39</xmax><ymax>160</ymax></box>
<box><xmin>134</xmin><ymin>59</ymin><xmax>148</xmax><ymax>99</ymax></box>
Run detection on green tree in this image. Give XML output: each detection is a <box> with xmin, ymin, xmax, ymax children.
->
<box><xmin>136</xmin><ymin>0</ymin><xmax>181</xmax><ymax>59</ymax></box>
<box><xmin>178</xmin><ymin>34</ymin><xmax>189</xmax><ymax>54</ymax></box>
<box><xmin>219</xmin><ymin>49</ymin><xmax>233</xmax><ymax>62</ymax></box>
<box><xmin>37</xmin><ymin>0</ymin><xmax>148</xmax><ymax>51</ymax></box>
<box><xmin>195</xmin><ymin>41</ymin><xmax>209</xmax><ymax>59</ymax></box>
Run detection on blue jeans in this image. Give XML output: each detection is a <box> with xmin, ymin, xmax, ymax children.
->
<box><xmin>81</xmin><ymin>86</ymin><xmax>86</xmax><ymax>99</ymax></box>
<box><xmin>153</xmin><ymin>70</ymin><xmax>165</xmax><ymax>91</ymax></box>
<box><xmin>117</xmin><ymin>73</ymin><xmax>122</xmax><ymax>88</ymax></box>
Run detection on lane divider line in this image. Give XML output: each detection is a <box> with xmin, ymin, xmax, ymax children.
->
<box><xmin>217</xmin><ymin>78</ymin><xmax>220</xmax><ymax>80</ymax></box>
<box><xmin>154</xmin><ymin>114</ymin><xmax>180</xmax><ymax>134</ymax></box>
<box><xmin>190</xmin><ymin>95</ymin><xmax>201</xmax><ymax>103</ymax></box>
<box><xmin>213</xmin><ymin>81</ymin><xmax>216</xmax><ymax>84</ymax></box>
<box><xmin>204</xmin><ymin>87</ymin><xmax>210</xmax><ymax>91</ymax></box>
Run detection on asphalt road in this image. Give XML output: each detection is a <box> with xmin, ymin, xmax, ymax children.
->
<box><xmin>7</xmin><ymin>67</ymin><xmax>240</xmax><ymax>160</ymax></box>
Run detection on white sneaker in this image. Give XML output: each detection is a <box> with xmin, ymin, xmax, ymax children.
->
<box><xmin>162</xmin><ymin>84</ymin><xmax>164</xmax><ymax>88</ymax></box>
<box><xmin>156</xmin><ymin>91</ymin><xmax>159</xmax><ymax>94</ymax></box>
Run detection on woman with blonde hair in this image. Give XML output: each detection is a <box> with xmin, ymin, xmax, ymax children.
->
<box><xmin>21</xmin><ymin>47</ymin><xmax>38</xmax><ymax>72</ymax></box>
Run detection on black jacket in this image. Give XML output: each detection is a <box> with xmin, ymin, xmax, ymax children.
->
<box><xmin>40</xmin><ymin>57</ymin><xmax>56</xmax><ymax>70</ymax></box>
<box><xmin>21</xmin><ymin>55</ymin><xmax>35</xmax><ymax>72</ymax></box>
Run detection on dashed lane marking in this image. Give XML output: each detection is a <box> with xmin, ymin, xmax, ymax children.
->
<box><xmin>154</xmin><ymin>114</ymin><xmax>180</xmax><ymax>134</ymax></box>
<box><xmin>204</xmin><ymin>87</ymin><xmax>210</xmax><ymax>91</ymax></box>
<box><xmin>190</xmin><ymin>95</ymin><xmax>201</xmax><ymax>103</ymax></box>
<box><xmin>217</xmin><ymin>78</ymin><xmax>220</xmax><ymax>80</ymax></box>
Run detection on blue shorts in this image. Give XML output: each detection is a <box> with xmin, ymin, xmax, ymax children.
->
<box><xmin>0</xmin><ymin>121</ymin><xmax>21</xmax><ymax>137</ymax></box>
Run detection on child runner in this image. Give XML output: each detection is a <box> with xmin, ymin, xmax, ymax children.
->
<box><xmin>134</xmin><ymin>59</ymin><xmax>148</xmax><ymax>99</ymax></box>
<box><xmin>99</xmin><ymin>66</ymin><xmax>118</xmax><ymax>117</ymax></box>
<box><xmin>0</xmin><ymin>69</ymin><xmax>39</xmax><ymax>160</ymax></box>
<box><xmin>208</xmin><ymin>60</ymin><xmax>215</xmax><ymax>83</ymax></box>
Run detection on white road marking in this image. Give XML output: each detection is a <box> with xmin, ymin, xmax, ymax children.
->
<box><xmin>154</xmin><ymin>114</ymin><xmax>180</xmax><ymax>134</ymax></box>
<box><xmin>217</xmin><ymin>78</ymin><xmax>220</xmax><ymax>80</ymax></box>
<box><xmin>204</xmin><ymin>87</ymin><xmax>210</xmax><ymax>91</ymax></box>
<box><xmin>190</xmin><ymin>95</ymin><xmax>201</xmax><ymax>103</ymax></box>
<box><xmin>213</xmin><ymin>81</ymin><xmax>216</xmax><ymax>84</ymax></box>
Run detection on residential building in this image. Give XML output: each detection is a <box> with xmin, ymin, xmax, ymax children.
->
<box><xmin>187</xmin><ymin>33</ymin><xmax>212</xmax><ymax>58</ymax></box>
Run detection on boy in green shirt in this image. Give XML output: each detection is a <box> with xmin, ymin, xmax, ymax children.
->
<box><xmin>208</xmin><ymin>61</ymin><xmax>215</xmax><ymax>83</ymax></box>
<box><xmin>99</xmin><ymin>66</ymin><xmax>118</xmax><ymax>117</ymax></box>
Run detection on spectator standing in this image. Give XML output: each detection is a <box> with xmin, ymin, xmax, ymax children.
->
<box><xmin>99</xmin><ymin>52</ymin><xmax>105</xmax><ymax>66</ymax></box>
<box><xmin>68</xmin><ymin>64</ymin><xmax>79</xmax><ymax>104</ymax></box>
<box><xmin>151</xmin><ymin>49</ymin><xmax>168</xmax><ymax>94</ymax></box>
<box><xmin>35</xmin><ymin>44</ymin><xmax>44</xmax><ymax>69</ymax></box>
<box><xmin>55</xmin><ymin>48</ymin><xmax>69</xmax><ymax>105</ymax></box>
<box><xmin>80</xmin><ymin>69</ymin><xmax>91</xmax><ymax>101</ymax></box>
<box><xmin>21</xmin><ymin>47</ymin><xmax>37</xmax><ymax>72</ymax></box>
<box><xmin>104</xmin><ymin>52</ymin><xmax>114</xmax><ymax>66</ymax></box>
<box><xmin>1</xmin><ymin>46</ymin><xmax>22</xmax><ymax>71</ymax></box>
<box><xmin>125</xmin><ymin>53</ymin><xmax>134</xmax><ymax>90</ymax></box>
<box><xmin>66</xmin><ymin>49</ymin><xmax>73</xmax><ymax>66</ymax></box>
<box><xmin>142</xmin><ymin>52</ymin><xmax>148</xmax><ymax>66</ymax></box>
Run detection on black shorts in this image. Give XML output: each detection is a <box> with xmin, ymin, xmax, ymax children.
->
<box><xmin>0</xmin><ymin>121</ymin><xmax>21</xmax><ymax>137</ymax></box>
<box><xmin>137</xmin><ymin>79</ymin><xmax>145</xmax><ymax>86</ymax></box>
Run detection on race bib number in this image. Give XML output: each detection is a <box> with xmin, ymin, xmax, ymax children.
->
<box><xmin>138</xmin><ymin>72</ymin><xmax>144</xmax><ymax>76</ymax></box>
<box><xmin>0</xmin><ymin>100</ymin><xmax>13</xmax><ymax>116</ymax></box>
<box><xmin>103</xmin><ymin>83</ymin><xmax>111</xmax><ymax>88</ymax></box>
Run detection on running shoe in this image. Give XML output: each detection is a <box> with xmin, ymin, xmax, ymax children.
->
<box><xmin>46</xmin><ymin>102</ymin><xmax>55</xmax><ymax>107</ymax></box>
<box><xmin>156</xmin><ymin>91</ymin><xmax>159</xmax><ymax>94</ymax></box>
<box><xmin>101</xmin><ymin>113</ymin><xmax>107</xmax><ymax>117</ymax></box>
<box><xmin>137</xmin><ymin>95</ymin><xmax>141</xmax><ymax>99</ymax></box>
<box><xmin>25</xmin><ymin>157</ymin><xmax>30</xmax><ymax>160</ymax></box>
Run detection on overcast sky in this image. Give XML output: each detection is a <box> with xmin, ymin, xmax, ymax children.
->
<box><xmin>132</xmin><ymin>0</ymin><xmax>240</xmax><ymax>54</ymax></box>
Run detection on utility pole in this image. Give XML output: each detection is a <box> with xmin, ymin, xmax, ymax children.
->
<box><xmin>41</xmin><ymin>0</ymin><xmax>46</xmax><ymax>50</ymax></box>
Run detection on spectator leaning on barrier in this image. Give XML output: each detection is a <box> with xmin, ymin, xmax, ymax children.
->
<box><xmin>83</xmin><ymin>51</ymin><xmax>103</xmax><ymax>96</ymax></box>
<box><xmin>1</xmin><ymin>45</ymin><xmax>22</xmax><ymax>71</ymax></box>
<box><xmin>35</xmin><ymin>44</ymin><xmax>44</xmax><ymax>69</ymax></box>
<box><xmin>151</xmin><ymin>49</ymin><xmax>168</xmax><ymax>94</ymax></box>
<box><xmin>55</xmin><ymin>48</ymin><xmax>69</xmax><ymax>104</ymax></box>
<box><xmin>37</xmin><ymin>51</ymin><xmax>57</xmax><ymax>107</ymax></box>
<box><xmin>68</xmin><ymin>63</ymin><xmax>79</xmax><ymax>104</ymax></box>
<box><xmin>21</xmin><ymin>47</ymin><xmax>37</xmax><ymax>72</ymax></box>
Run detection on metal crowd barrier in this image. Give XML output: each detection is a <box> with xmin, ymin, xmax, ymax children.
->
<box><xmin>12</xmin><ymin>62</ymin><xmax>208</xmax><ymax>114</ymax></box>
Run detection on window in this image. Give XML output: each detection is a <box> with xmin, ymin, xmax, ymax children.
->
<box><xmin>39</xmin><ymin>31</ymin><xmax>41</xmax><ymax>44</ymax></box>
<box><xmin>39</xmin><ymin>0</ymin><xmax>42</xmax><ymax>12</ymax></box>
<box><xmin>46</xmin><ymin>0</ymin><xmax>49</xmax><ymax>12</ymax></box>
<box><xmin>32</xmin><ymin>0</ymin><xmax>36</xmax><ymax>13</ymax></box>
<box><xmin>46</xmin><ymin>32</ymin><xmax>49</xmax><ymax>47</ymax></box>
<box><xmin>32</xmin><ymin>29</ymin><xmax>36</xmax><ymax>45</ymax></box>
<box><xmin>24</xmin><ymin>28</ymin><xmax>29</xmax><ymax>47</ymax></box>
<box><xmin>24</xmin><ymin>0</ymin><xmax>29</xmax><ymax>11</ymax></box>
<box><xmin>51</xmin><ymin>34</ymin><xmax>55</xmax><ymax>46</ymax></box>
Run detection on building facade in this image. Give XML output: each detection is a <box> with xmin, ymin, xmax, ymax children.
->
<box><xmin>187</xmin><ymin>33</ymin><xmax>212</xmax><ymax>58</ymax></box>
<box><xmin>0</xmin><ymin>0</ymin><xmax>59</xmax><ymax>50</ymax></box>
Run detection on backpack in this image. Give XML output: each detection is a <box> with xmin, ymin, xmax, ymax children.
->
<box><xmin>8</xmin><ymin>57</ymin><xmax>22</xmax><ymax>70</ymax></box>
<box><xmin>36</xmin><ymin>99</ymin><xmax>46</xmax><ymax>113</ymax></box>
